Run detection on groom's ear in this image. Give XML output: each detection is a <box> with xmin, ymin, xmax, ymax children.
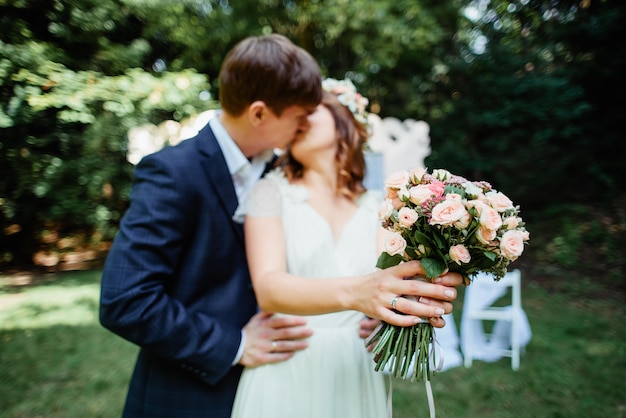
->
<box><xmin>248</xmin><ymin>101</ymin><xmax>270</xmax><ymax>126</ymax></box>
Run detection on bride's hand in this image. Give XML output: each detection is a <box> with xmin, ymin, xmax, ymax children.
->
<box><xmin>360</xmin><ymin>260</ymin><xmax>463</xmax><ymax>328</ymax></box>
<box><xmin>239</xmin><ymin>311</ymin><xmax>313</xmax><ymax>367</ymax></box>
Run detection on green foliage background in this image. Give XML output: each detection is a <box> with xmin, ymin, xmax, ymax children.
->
<box><xmin>0</xmin><ymin>0</ymin><xmax>624</xmax><ymax>287</ymax></box>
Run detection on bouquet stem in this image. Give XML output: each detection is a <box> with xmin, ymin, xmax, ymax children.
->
<box><xmin>369</xmin><ymin>320</ymin><xmax>437</xmax><ymax>382</ymax></box>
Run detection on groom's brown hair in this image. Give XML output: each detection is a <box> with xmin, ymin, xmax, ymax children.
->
<box><xmin>218</xmin><ymin>34</ymin><xmax>322</xmax><ymax>117</ymax></box>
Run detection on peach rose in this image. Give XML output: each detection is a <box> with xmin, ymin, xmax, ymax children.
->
<box><xmin>449</xmin><ymin>244</ymin><xmax>471</xmax><ymax>265</ymax></box>
<box><xmin>476</xmin><ymin>226</ymin><xmax>497</xmax><ymax>245</ymax></box>
<box><xmin>500</xmin><ymin>230</ymin><xmax>526</xmax><ymax>260</ymax></box>
<box><xmin>384</xmin><ymin>171</ymin><xmax>410</xmax><ymax>190</ymax></box>
<box><xmin>384</xmin><ymin>232</ymin><xmax>407</xmax><ymax>256</ymax></box>
<box><xmin>479</xmin><ymin>206</ymin><xmax>503</xmax><ymax>231</ymax></box>
<box><xmin>386</xmin><ymin>188</ymin><xmax>405</xmax><ymax>210</ymax></box>
<box><xmin>398</xmin><ymin>207</ymin><xmax>419</xmax><ymax>228</ymax></box>
<box><xmin>485</xmin><ymin>191</ymin><xmax>514</xmax><ymax>212</ymax></box>
<box><xmin>502</xmin><ymin>216</ymin><xmax>521</xmax><ymax>230</ymax></box>
<box><xmin>429</xmin><ymin>200</ymin><xmax>470</xmax><ymax>227</ymax></box>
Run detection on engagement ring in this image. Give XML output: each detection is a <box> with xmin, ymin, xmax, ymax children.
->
<box><xmin>389</xmin><ymin>296</ymin><xmax>399</xmax><ymax>310</ymax></box>
<box><xmin>271</xmin><ymin>341</ymin><xmax>278</xmax><ymax>352</ymax></box>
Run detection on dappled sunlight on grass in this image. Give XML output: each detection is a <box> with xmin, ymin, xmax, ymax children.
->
<box><xmin>0</xmin><ymin>269</ymin><xmax>624</xmax><ymax>417</ymax></box>
<box><xmin>0</xmin><ymin>270</ymin><xmax>103</xmax><ymax>329</ymax></box>
<box><xmin>0</xmin><ymin>284</ymin><xmax>100</xmax><ymax>329</ymax></box>
<box><xmin>0</xmin><ymin>270</ymin><xmax>137</xmax><ymax>417</ymax></box>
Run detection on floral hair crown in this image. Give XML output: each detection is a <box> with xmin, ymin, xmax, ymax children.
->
<box><xmin>322</xmin><ymin>78</ymin><xmax>370</xmax><ymax>128</ymax></box>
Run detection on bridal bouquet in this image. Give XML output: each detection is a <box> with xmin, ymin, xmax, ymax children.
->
<box><xmin>368</xmin><ymin>167</ymin><xmax>529</xmax><ymax>382</ymax></box>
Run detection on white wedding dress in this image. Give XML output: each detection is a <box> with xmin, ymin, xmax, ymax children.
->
<box><xmin>231</xmin><ymin>169</ymin><xmax>388</xmax><ymax>418</ymax></box>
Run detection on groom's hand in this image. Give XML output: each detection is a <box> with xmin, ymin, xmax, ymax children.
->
<box><xmin>359</xmin><ymin>317</ymin><xmax>381</xmax><ymax>352</ymax></box>
<box><xmin>358</xmin><ymin>317</ymin><xmax>380</xmax><ymax>339</ymax></box>
<box><xmin>239</xmin><ymin>311</ymin><xmax>313</xmax><ymax>367</ymax></box>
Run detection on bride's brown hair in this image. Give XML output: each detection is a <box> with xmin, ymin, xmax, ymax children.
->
<box><xmin>278</xmin><ymin>90</ymin><xmax>369</xmax><ymax>201</ymax></box>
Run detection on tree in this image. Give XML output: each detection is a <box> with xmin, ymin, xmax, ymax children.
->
<box><xmin>0</xmin><ymin>0</ymin><xmax>216</xmax><ymax>267</ymax></box>
<box><xmin>425</xmin><ymin>0</ymin><xmax>624</xmax><ymax>207</ymax></box>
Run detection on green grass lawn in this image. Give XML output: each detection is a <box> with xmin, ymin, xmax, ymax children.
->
<box><xmin>1</xmin><ymin>270</ymin><xmax>624</xmax><ymax>418</ymax></box>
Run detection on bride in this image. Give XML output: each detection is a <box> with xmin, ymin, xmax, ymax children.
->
<box><xmin>231</xmin><ymin>80</ymin><xmax>459</xmax><ymax>418</ymax></box>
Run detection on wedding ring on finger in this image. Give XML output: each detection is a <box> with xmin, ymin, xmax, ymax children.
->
<box><xmin>389</xmin><ymin>296</ymin><xmax>400</xmax><ymax>310</ymax></box>
<box><xmin>270</xmin><ymin>341</ymin><xmax>278</xmax><ymax>352</ymax></box>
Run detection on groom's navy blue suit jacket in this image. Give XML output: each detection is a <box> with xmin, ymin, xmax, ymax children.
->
<box><xmin>100</xmin><ymin>122</ymin><xmax>258</xmax><ymax>418</ymax></box>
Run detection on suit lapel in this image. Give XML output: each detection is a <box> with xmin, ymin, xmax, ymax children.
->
<box><xmin>196</xmin><ymin>124</ymin><xmax>244</xmax><ymax>243</ymax></box>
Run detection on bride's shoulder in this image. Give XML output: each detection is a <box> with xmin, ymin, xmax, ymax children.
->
<box><xmin>259</xmin><ymin>168</ymin><xmax>307</xmax><ymax>202</ymax></box>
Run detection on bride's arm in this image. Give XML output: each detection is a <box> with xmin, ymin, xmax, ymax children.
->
<box><xmin>245</xmin><ymin>215</ymin><xmax>461</xmax><ymax>327</ymax></box>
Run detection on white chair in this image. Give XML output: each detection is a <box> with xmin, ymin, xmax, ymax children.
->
<box><xmin>366</xmin><ymin>114</ymin><xmax>432</xmax><ymax>181</ymax></box>
<box><xmin>461</xmin><ymin>269</ymin><xmax>531</xmax><ymax>371</ymax></box>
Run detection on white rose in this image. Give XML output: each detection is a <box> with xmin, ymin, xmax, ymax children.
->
<box><xmin>408</xmin><ymin>185</ymin><xmax>435</xmax><ymax>206</ymax></box>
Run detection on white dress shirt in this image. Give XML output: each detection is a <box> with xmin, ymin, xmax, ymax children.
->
<box><xmin>208</xmin><ymin>115</ymin><xmax>274</xmax><ymax>366</ymax></box>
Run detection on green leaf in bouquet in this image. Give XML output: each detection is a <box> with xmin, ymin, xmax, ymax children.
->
<box><xmin>414</xmin><ymin>230</ymin><xmax>447</xmax><ymax>260</ymax></box>
<box><xmin>483</xmin><ymin>250</ymin><xmax>497</xmax><ymax>261</ymax></box>
<box><xmin>414</xmin><ymin>230</ymin><xmax>436</xmax><ymax>248</ymax></box>
<box><xmin>376</xmin><ymin>252</ymin><xmax>404</xmax><ymax>269</ymax></box>
<box><xmin>420</xmin><ymin>257</ymin><xmax>447</xmax><ymax>279</ymax></box>
<box><xmin>431</xmin><ymin>232</ymin><xmax>447</xmax><ymax>256</ymax></box>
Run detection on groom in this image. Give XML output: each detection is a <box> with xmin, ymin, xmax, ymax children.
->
<box><xmin>100</xmin><ymin>34</ymin><xmax>462</xmax><ymax>418</ymax></box>
<box><xmin>100</xmin><ymin>34</ymin><xmax>322</xmax><ymax>418</ymax></box>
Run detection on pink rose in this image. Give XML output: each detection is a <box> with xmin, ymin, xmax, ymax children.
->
<box><xmin>428</xmin><ymin>181</ymin><xmax>446</xmax><ymax>198</ymax></box>
<box><xmin>409</xmin><ymin>184</ymin><xmax>435</xmax><ymax>206</ymax></box>
<box><xmin>449</xmin><ymin>244</ymin><xmax>471</xmax><ymax>265</ymax></box>
<box><xmin>429</xmin><ymin>200</ymin><xmax>470</xmax><ymax>227</ymax></box>
<box><xmin>479</xmin><ymin>206</ymin><xmax>503</xmax><ymax>231</ymax></box>
<box><xmin>385</xmin><ymin>171</ymin><xmax>410</xmax><ymax>190</ymax></box>
<box><xmin>384</xmin><ymin>232</ymin><xmax>407</xmax><ymax>256</ymax></box>
<box><xmin>485</xmin><ymin>191</ymin><xmax>514</xmax><ymax>212</ymax></box>
<box><xmin>500</xmin><ymin>230</ymin><xmax>526</xmax><ymax>260</ymax></box>
<box><xmin>398</xmin><ymin>207</ymin><xmax>419</xmax><ymax>228</ymax></box>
